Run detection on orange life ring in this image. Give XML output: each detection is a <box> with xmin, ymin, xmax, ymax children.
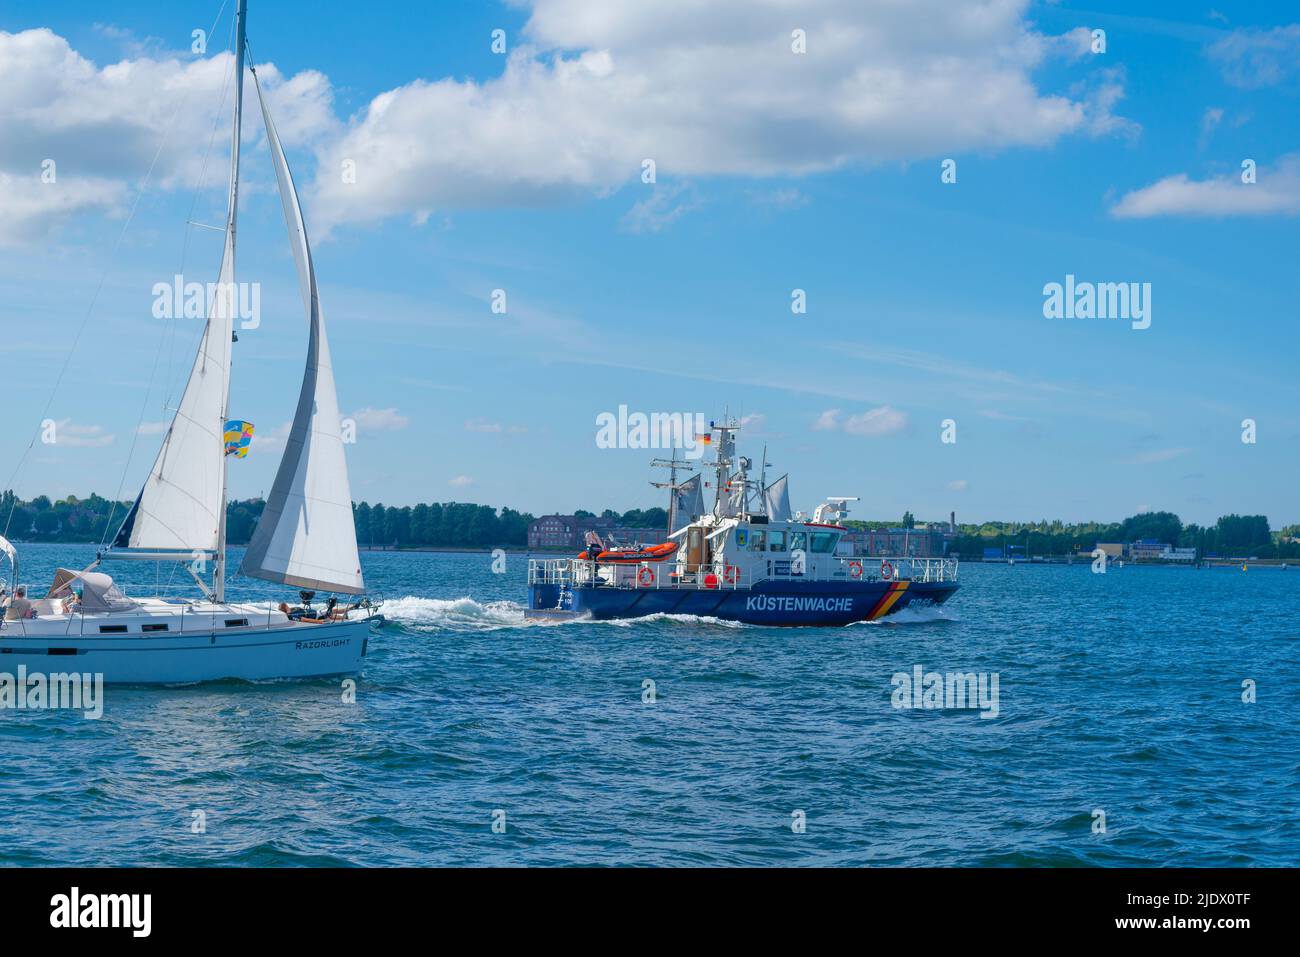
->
<box><xmin>724</xmin><ymin>564</ymin><xmax>740</xmax><ymax>584</ymax></box>
<box><xmin>881</xmin><ymin>560</ymin><xmax>894</xmax><ymax>579</ymax></box>
<box><xmin>638</xmin><ymin>566</ymin><xmax>655</xmax><ymax>586</ymax></box>
<box><xmin>848</xmin><ymin>560</ymin><xmax>863</xmax><ymax>578</ymax></box>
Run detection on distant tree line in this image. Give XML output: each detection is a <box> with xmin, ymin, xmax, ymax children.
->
<box><xmin>3</xmin><ymin>491</ymin><xmax>1294</xmax><ymax>558</ymax></box>
<box><xmin>575</xmin><ymin>507</ymin><xmax>669</xmax><ymax>529</ymax></box>
<box><xmin>945</xmin><ymin>511</ymin><xmax>1298</xmax><ymax>560</ymax></box>
<box><xmin>351</xmin><ymin>501</ymin><xmax>533</xmax><ymax>548</ymax></box>
<box><xmin>0</xmin><ymin>491</ymin><xmax>132</xmax><ymax>544</ymax></box>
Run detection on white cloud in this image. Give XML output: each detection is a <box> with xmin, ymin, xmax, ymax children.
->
<box><xmin>947</xmin><ymin>479</ymin><xmax>969</xmax><ymax>492</ymax></box>
<box><xmin>843</xmin><ymin>406</ymin><xmax>909</xmax><ymax>437</ymax></box>
<box><xmin>1207</xmin><ymin>24</ymin><xmax>1300</xmax><ymax>88</ymax></box>
<box><xmin>0</xmin><ymin>171</ymin><xmax>125</xmax><ymax>248</ymax></box>
<box><xmin>814</xmin><ymin>406</ymin><xmax>908</xmax><ymax>437</ymax></box>
<box><xmin>448</xmin><ymin>474</ymin><xmax>475</xmax><ymax>488</ymax></box>
<box><xmin>3</xmin><ymin>4</ymin><xmax>1135</xmax><ymax>241</ymax></box>
<box><xmin>1199</xmin><ymin>106</ymin><xmax>1224</xmax><ymax>147</ymax></box>
<box><xmin>51</xmin><ymin>419</ymin><xmax>114</xmax><ymax>447</ymax></box>
<box><xmin>977</xmin><ymin>409</ymin><xmax>1028</xmax><ymax>422</ymax></box>
<box><xmin>812</xmin><ymin>409</ymin><xmax>841</xmax><ymax>431</ymax></box>
<box><xmin>136</xmin><ymin>420</ymin><xmax>170</xmax><ymax>435</ymax></box>
<box><xmin>308</xmin><ymin>0</ymin><xmax>1127</xmax><ymax>230</ymax></box>
<box><xmin>252</xmin><ymin>420</ymin><xmax>292</xmax><ymax>452</ymax></box>
<box><xmin>1076</xmin><ymin>67</ymin><xmax>1140</xmax><ymax>140</ymax></box>
<box><xmin>350</xmin><ymin>407</ymin><xmax>409</xmax><ymax>432</ymax></box>
<box><xmin>620</xmin><ymin>182</ymin><xmax>701</xmax><ymax>234</ymax></box>
<box><xmin>1052</xmin><ymin>26</ymin><xmax>1097</xmax><ymax>61</ymax></box>
<box><xmin>465</xmin><ymin>417</ymin><xmax>502</xmax><ymax>433</ymax></box>
<box><xmin>1111</xmin><ymin>154</ymin><xmax>1300</xmax><ymax>218</ymax></box>
<box><xmin>0</xmin><ymin>27</ymin><xmax>334</xmax><ymax>244</ymax></box>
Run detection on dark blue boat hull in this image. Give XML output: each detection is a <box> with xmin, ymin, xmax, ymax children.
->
<box><xmin>526</xmin><ymin>578</ymin><xmax>957</xmax><ymax>626</ymax></box>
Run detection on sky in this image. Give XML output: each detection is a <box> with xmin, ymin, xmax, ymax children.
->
<box><xmin>0</xmin><ymin>0</ymin><xmax>1296</xmax><ymax>529</ymax></box>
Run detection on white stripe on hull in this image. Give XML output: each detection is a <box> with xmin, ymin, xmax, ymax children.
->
<box><xmin>0</xmin><ymin>618</ymin><xmax>369</xmax><ymax>685</ymax></box>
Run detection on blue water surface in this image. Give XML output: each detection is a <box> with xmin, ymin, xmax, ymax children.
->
<box><xmin>1</xmin><ymin>544</ymin><xmax>1295</xmax><ymax>866</ymax></box>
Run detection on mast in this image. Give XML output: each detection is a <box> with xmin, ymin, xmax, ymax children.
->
<box><xmin>215</xmin><ymin>0</ymin><xmax>248</xmax><ymax>603</ymax></box>
<box><xmin>710</xmin><ymin>414</ymin><xmax>739</xmax><ymax>516</ymax></box>
<box><xmin>650</xmin><ymin>452</ymin><xmax>695</xmax><ymax>537</ymax></box>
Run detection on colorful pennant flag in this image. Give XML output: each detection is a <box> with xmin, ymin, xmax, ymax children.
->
<box><xmin>224</xmin><ymin>419</ymin><xmax>255</xmax><ymax>458</ymax></box>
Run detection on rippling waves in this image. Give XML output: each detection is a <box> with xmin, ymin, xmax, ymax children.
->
<box><xmin>2</xmin><ymin>545</ymin><xmax>1296</xmax><ymax>866</ymax></box>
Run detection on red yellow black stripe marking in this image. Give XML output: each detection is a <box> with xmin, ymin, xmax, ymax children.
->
<box><xmin>866</xmin><ymin>581</ymin><xmax>910</xmax><ymax>620</ymax></box>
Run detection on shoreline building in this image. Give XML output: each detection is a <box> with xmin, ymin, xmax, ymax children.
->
<box><xmin>527</xmin><ymin>514</ymin><xmax>667</xmax><ymax>550</ymax></box>
<box><xmin>840</xmin><ymin>525</ymin><xmax>949</xmax><ymax>558</ymax></box>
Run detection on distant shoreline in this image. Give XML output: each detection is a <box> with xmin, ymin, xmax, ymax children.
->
<box><xmin>13</xmin><ymin>541</ymin><xmax>1290</xmax><ymax>567</ymax></box>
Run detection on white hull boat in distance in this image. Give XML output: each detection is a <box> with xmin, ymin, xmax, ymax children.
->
<box><xmin>0</xmin><ymin>0</ymin><xmax>380</xmax><ymax>684</ymax></box>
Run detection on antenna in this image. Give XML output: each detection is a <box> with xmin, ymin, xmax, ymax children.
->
<box><xmin>708</xmin><ymin>411</ymin><xmax>742</xmax><ymax>516</ymax></box>
<box><xmin>813</xmin><ymin>496</ymin><xmax>859</xmax><ymax>525</ymax></box>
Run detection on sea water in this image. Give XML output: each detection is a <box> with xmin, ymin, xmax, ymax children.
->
<box><xmin>0</xmin><ymin>545</ymin><xmax>1295</xmax><ymax>866</ymax></box>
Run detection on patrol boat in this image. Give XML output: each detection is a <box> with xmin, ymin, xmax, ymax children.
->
<box><xmin>526</xmin><ymin>419</ymin><xmax>959</xmax><ymax>625</ymax></box>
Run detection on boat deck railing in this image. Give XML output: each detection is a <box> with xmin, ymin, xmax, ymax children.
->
<box><xmin>0</xmin><ymin>598</ymin><xmax>377</xmax><ymax>638</ymax></box>
<box><xmin>528</xmin><ymin>555</ymin><xmax>958</xmax><ymax>591</ymax></box>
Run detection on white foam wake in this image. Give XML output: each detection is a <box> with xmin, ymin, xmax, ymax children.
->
<box><xmin>607</xmin><ymin>612</ymin><xmax>750</xmax><ymax>629</ymax></box>
<box><xmin>859</xmin><ymin>605</ymin><xmax>960</xmax><ymax>626</ymax></box>
<box><xmin>382</xmin><ymin>596</ymin><xmax>530</xmax><ymax>632</ymax></box>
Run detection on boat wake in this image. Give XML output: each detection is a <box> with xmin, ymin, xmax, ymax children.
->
<box><xmin>384</xmin><ymin>597</ymin><xmax>956</xmax><ymax>632</ymax></box>
<box><xmin>384</xmin><ymin>598</ymin><xmax>757</xmax><ymax>632</ymax></box>
<box><xmin>859</xmin><ymin>605</ymin><xmax>960</xmax><ymax>626</ymax></box>
<box><xmin>383</xmin><ymin>596</ymin><xmax>532</xmax><ymax>632</ymax></box>
<box><xmin>607</xmin><ymin>612</ymin><xmax>750</xmax><ymax>630</ymax></box>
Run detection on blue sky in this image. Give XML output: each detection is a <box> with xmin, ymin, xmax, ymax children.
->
<box><xmin>1</xmin><ymin>0</ymin><xmax>1296</xmax><ymax>528</ymax></box>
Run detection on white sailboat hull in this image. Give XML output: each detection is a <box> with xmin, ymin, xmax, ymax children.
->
<box><xmin>0</xmin><ymin>604</ymin><xmax>370</xmax><ymax>684</ymax></box>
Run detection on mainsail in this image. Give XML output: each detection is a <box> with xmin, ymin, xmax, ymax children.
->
<box><xmin>238</xmin><ymin>68</ymin><xmax>363</xmax><ymax>595</ymax></box>
<box><xmin>115</xmin><ymin>2</ymin><xmax>247</xmax><ymax>565</ymax></box>
<box><xmin>764</xmin><ymin>474</ymin><xmax>792</xmax><ymax>523</ymax></box>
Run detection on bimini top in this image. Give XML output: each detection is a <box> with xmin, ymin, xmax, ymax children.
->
<box><xmin>48</xmin><ymin>568</ymin><xmax>139</xmax><ymax>613</ymax></box>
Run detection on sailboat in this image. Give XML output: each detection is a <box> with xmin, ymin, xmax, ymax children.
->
<box><xmin>0</xmin><ymin>0</ymin><xmax>378</xmax><ymax>683</ymax></box>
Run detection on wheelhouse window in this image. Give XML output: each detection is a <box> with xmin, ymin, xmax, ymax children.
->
<box><xmin>810</xmin><ymin>531</ymin><xmax>838</xmax><ymax>553</ymax></box>
<box><xmin>748</xmin><ymin>530</ymin><xmax>767</xmax><ymax>551</ymax></box>
<box><xmin>790</xmin><ymin>531</ymin><xmax>807</xmax><ymax>553</ymax></box>
<box><xmin>768</xmin><ymin>530</ymin><xmax>787</xmax><ymax>552</ymax></box>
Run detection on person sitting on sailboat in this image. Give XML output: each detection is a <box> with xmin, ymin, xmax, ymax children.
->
<box><xmin>3</xmin><ymin>586</ymin><xmax>34</xmax><ymax>621</ymax></box>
